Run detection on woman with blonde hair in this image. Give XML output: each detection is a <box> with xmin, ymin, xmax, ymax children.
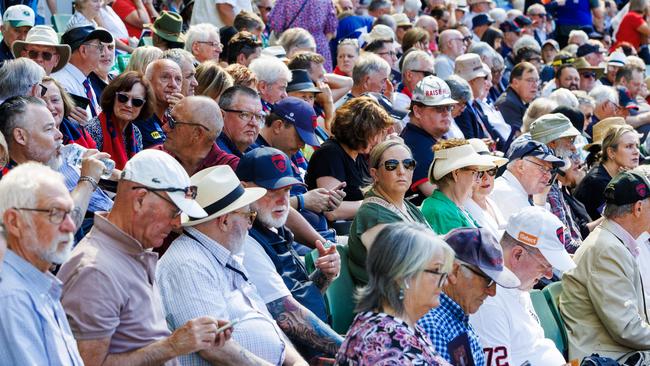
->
<box><xmin>125</xmin><ymin>46</ymin><xmax>163</xmax><ymax>74</ymax></box>
<box><xmin>195</xmin><ymin>61</ymin><xmax>234</xmax><ymax>101</ymax></box>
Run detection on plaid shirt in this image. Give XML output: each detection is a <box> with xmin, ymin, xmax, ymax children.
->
<box><xmin>418</xmin><ymin>293</ymin><xmax>485</xmax><ymax>365</ymax></box>
<box><xmin>547</xmin><ymin>183</ymin><xmax>581</xmax><ymax>254</ymax></box>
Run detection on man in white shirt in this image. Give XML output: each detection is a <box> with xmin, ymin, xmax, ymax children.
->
<box><xmin>435</xmin><ymin>29</ymin><xmax>466</xmax><ymax>80</ymax></box>
<box><xmin>491</xmin><ymin>138</ymin><xmax>564</xmax><ymax>221</ymax></box>
<box><xmin>470</xmin><ymin>206</ymin><xmax>576</xmax><ymax>366</ymax></box>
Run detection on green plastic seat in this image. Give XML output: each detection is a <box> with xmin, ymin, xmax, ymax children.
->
<box><xmin>530</xmin><ymin>288</ymin><xmax>567</xmax><ymax>356</ymax></box>
<box><xmin>51</xmin><ymin>14</ymin><xmax>73</xmax><ymax>33</ymax></box>
<box><xmin>542</xmin><ymin>281</ymin><xmax>568</xmax><ymax>356</ymax></box>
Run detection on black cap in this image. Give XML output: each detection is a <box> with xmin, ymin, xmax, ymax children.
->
<box><xmin>61</xmin><ymin>25</ymin><xmax>113</xmax><ymax>51</ymax></box>
<box><xmin>514</xmin><ymin>15</ymin><xmax>532</xmax><ymax>27</ymax></box>
<box><xmin>576</xmin><ymin>43</ymin><xmax>601</xmax><ymax>57</ymax></box>
<box><xmin>472</xmin><ymin>13</ymin><xmax>494</xmax><ymax>29</ymax></box>
<box><xmin>506</xmin><ymin>138</ymin><xmax>565</xmax><ymax>167</ymax></box>
<box><xmin>604</xmin><ymin>171</ymin><xmax>650</xmax><ymax>205</ymax></box>
<box><xmin>552</xmin><ymin>105</ymin><xmax>586</xmax><ymax>131</ymax></box>
<box><xmin>286</xmin><ymin>69</ymin><xmax>321</xmax><ymax>93</ymax></box>
<box><xmin>499</xmin><ymin>20</ymin><xmax>521</xmax><ymax>34</ymax></box>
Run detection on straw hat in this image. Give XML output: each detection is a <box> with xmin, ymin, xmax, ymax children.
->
<box><xmin>583</xmin><ymin>117</ymin><xmax>626</xmax><ymax>151</ymax></box>
<box><xmin>429</xmin><ymin>143</ymin><xmax>496</xmax><ymax>181</ymax></box>
<box><xmin>468</xmin><ymin>138</ymin><xmax>508</xmax><ymax>166</ymax></box>
<box><xmin>182</xmin><ymin>165</ymin><xmax>267</xmax><ymax>226</ymax></box>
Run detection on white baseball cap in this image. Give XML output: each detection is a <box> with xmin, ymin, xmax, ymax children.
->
<box><xmin>120</xmin><ymin>150</ymin><xmax>207</xmax><ymax>219</ymax></box>
<box><xmin>3</xmin><ymin>5</ymin><xmax>34</xmax><ymax>28</ymax></box>
<box><xmin>505</xmin><ymin>206</ymin><xmax>576</xmax><ymax>272</ymax></box>
<box><xmin>412</xmin><ymin>75</ymin><xmax>458</xmax><ymax>107</ymax></box>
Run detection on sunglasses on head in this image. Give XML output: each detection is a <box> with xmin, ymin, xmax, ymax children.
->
<box><xmin>381</xmin><ymin>158</ymin><xmax>417</xmax><ymax>171</ymax></box>
<box><xmin>27</xmin><ymin>50</ymin><xmax>54</xmax><ymax>61</ymax></box>
<box><xmin>116</xmin><ymin>92</ymin><xmax>145</xmax><ymax>107</ymax></box>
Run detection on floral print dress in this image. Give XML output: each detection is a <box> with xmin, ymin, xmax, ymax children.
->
<box><xmin>335</xmin><ymin>311</ymin><xmax>452</xmax><ymax>365</ymax></box>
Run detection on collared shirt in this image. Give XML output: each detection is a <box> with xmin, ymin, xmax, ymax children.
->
<box><xmin>0</xmin><ymin>250</ymin><xmax>84</xmax><ymax>365</ymax></box>
<box><xmin>59</xmin><ymin>162</ymin><xmax>113</xmax><ymax>213</ymax></box>
<box><xmin>156</xmin><ymin>227</ymin><xmax>286</xmax><ymax>366</ymax></box>
<box><xmin>52</xmin><ymin>63</ymin><xmax>100</xmax><ymax>118</ymax></box>
<box><xmin>400</xmin><ymin>122</ymin><xmax>438</xmax><ymax>206</ymax></box>
<box><xmin>434</xmin><ymin>53</ymin><xmax>455</xmax><ymax>80</ymax></box>
<box><xmin>57</xmin><ymin>213</ymin><xmax>175</xmax><ymax>362</ymax></box>
<box><xmin>603</xmin><ymin>219</ymin><xmax>640</xmax><ymax>257</ymax></box>
<box><xmin>547</xmin><ymin>183</ymin><xmax>582</xmax><ymax>253</ymax></box>
<box><xmin>418</xmin><ymin>293</ymin><xmax>485</xmax><ymax>365</ymax></box>
<box><xmin>491</xmin><ymin>170</ymin><xmax>550</xmax><ymax>221</ymax></box>
<box><xmin>494</xmin><ymin>87</ymin><xmax>527</xmax><ymax>132</ymax></box>
<box><xmin>192</xmin><ymin>142</ymin><xmax>240</xmax><ymax>174</ymax></box>
<box><xmin>217</xmin><ymin>132</ymin><xmax>249</xmax><ymax>158</ymax></box>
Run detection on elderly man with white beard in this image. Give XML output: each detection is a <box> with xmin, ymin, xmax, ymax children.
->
<box><xmin>0</xmin><ymin>162</ymin><xmax>84</xmax><ymax>365</ymax></box>
<box><xmin>0</xmin><ymin>96</ymin><xmax>110</xmax><ymax>233</ymax></box>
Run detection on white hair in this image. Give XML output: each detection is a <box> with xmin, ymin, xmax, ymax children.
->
<box><xmin>401</xmin><ymin>50</ymin><xmax>432</xmax><ymax>74</ymax></box>
<box><xmin>0</xmin><ymin>58</ymin><xmax>45</xmax><ymax>102</ymax></box>
<box><xmin>489</xmin><ymin>8</ymin><xmax>507</xmax><ymax>23</ymax></box>
<box><xmin>568</xmin><ymin>30</ymin><xmax>589</xmax><ymax>45</ymax></box>
<box><xmin>184</xmin><ymin>23</ymin><xmax>220</xmax><ymax>53</ymax></box>
<box><xmin>249</xmin><ymin>55</ymin><xmax>292</xmax><ymax>84</ymax></box>
<box><xmin>513</xmin><ymin>35</ymin><xmax>541</xmax><ymax>55</ymax></box>
<box><xmin>589</xmin><ymin>85</ymin><xmax>619</xmax><ymax>105</ymax></box>
<box><xmin>277</xmin><ymin>28</ymin><xmax>316</xmax><ymax>55</ymax></box>
<box><xmin>404</xmin><ymin>0</ymin><xmax>422</xmax><ymax>12</ymax></box>
<box><xmin>506</xmin><ymin>9</ymin><xmax>523</xmax><ymax>20</ymax></box>
<box><xmin>526</xmin><ymin>3</ymin><xmax>545</xmax><ymax>15</ymax></box>
<box><xmin>0</xmin><ymin>162</ymin><xmax>64</xmax><ymax>225</ymax></box>
<box><xmin>352</xmin><ymin>53</ymin><xmax>391</xmax><ymax>85</ymax></box>
<box><xmin>549</xmin><ymin>88</ymin><xmax>579</xmax><ymax>109</ymax></box>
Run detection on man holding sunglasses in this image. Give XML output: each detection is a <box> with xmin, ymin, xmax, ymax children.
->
<box><xmin>13</xmin><ymin>25</ymin><xmax>70</xmax><ymax>75</ymax></box>
<box><xmin>57</xmin><ymin>150</ymin><xmax>232</xmax><ymax>366</ymax></box>
<box><xmin>471</xmin><ymin>207</ymin><xmax>576</xmax><ymax>366</ymax></box>
<box><xmin>419</xmin><ymin>227</ymin><xmax>520</xmax><ymax>366</ymax></box>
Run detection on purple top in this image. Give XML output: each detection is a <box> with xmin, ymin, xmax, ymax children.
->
<box><xmin>268</xmin><ymin>0</ymin><xmax>338</xmax><ymax>71</ymax></box>
<box><xmin>336</xmin><ymin>311</ymin><xmax>452</xmax><ymax>365</ymax></box>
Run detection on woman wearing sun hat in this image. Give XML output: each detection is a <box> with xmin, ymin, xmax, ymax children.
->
<box><xmin>420</xmin><ymin>138</ymin><xmax>496</xmax><ymax>234</ymax></box>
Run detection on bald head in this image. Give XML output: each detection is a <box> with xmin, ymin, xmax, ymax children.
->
<box><xmin>145</xmin><ymin>59</ymin><xmax>182</xmax><ymax>107</ymax></box>
<box><xmin>175</xmin><ymin>96</ymin><xmax>223</xmax><ymax>140</ymax></box>
<box><xmin>439</xmin><ymin>29</ymin><xmax>464</xmax><ymax>57</ymax></box>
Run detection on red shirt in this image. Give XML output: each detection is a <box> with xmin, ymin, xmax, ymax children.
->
<box><xmin>613</xmin><ymin>11</ymin><xmax>646</xmax><ymax>51</ymax></box>
<box><xmin>112</xmin><ymin>0</ymin><xmax>148</xmax><ymax>39</ymax></box>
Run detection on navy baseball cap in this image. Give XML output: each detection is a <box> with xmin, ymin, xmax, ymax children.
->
<box><xmin>61</xmin><ymin>25</ymin><xmax>113</xmax><ymax>51</ymax></box>
<box><xmin>445</xmin><ymin>227</ymin><xmax>521</xmax><ymax>289</ymax></box>
<box><xmin>506</xmin><ymin>138</ymin><xmax>565</xmax><ymax>167</ymax></box>
<box><xmin>472</xmin><ymin>13</ymin><xmax>494</xmax><ymax>29</ymax></box>
<box><xmin>272</xmin><ymin>96</ymin><xmax>320</xmax><ymax>147</ymax></box>
<box><xmin>576</xmin><ymin>43</ymin><xmax>601</xmax><ymax>57</ymax></box>
<box><xmin>500</xmin><ymin>20</ymin><xmax>521</xmax><ymax>34</ymax></box>
<box><xmin>514</xmin><ymin>15</ymin><xmax>532</xmax><ymax>27</ymax></box>
<box><xmin>235</xmin><ymin>147</ymin><xmax>305</xmax><ymax>190</ymax></box>
<box><xmin>605</xmin><ymin>171</ymin><xmax>650</xmax><ymax>205</ymax></box>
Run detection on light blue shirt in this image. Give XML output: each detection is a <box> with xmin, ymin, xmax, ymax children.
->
<box><xmin>0</xmin><ymin>250</ymin><xmax>84</xmax><ymax>366</ymax></box>
<box><xmin>156</xmin><ymin>227</ymin><xmax>286</xmax><ymax>366</ymax></box>
<box><xmin>59</xmin><ymin>163</ymin><xmax>113</xmax><ymax>213</ymax></box>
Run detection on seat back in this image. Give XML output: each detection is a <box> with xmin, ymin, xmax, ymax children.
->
<box><xmin>542</xmin><ymin>281</ymin><xmax>568</xmax><ymax>356</ymax></box>
<box><xmin>530</xmin><ymin>289</ymin><xmax>567</xmax><ymax>356</ymax></box>
<box><xmin>326</xmin><ymin>244</ymin><xmax>356</xmax><ymax>334</ymax></box>
<box><xmin>51</xmin><ymin>14</ymin><xmax>72</xmax><ymax>33</ymax></box>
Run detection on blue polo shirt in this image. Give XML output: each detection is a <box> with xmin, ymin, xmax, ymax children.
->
<box><xmin>400</xmin><ymin>122</ymin><xmax>437</xmax><ymax>206</ymax></box>
<box><xmin>217</xmin><ymin>132</ymin><xmax>254</xmax><ymax>158</ymax></box>
<box><xmin>133</xmin><ymin>113</ymin><xmax>165</xmax><ymax>149</ymax></box>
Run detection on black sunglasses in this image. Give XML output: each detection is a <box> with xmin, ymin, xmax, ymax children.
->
<box><xmin>132</xmin><ymin>185</ymin><xmax>198</xmax><ymax>200</ymax></box>
<box><xmin>164</xmin><ymin>109</ymin><xmax>210</xmax><ymax>131</ymax></box>
<box><xmin>28</xmin><ymin>49</ymin><xmax>54</xmax><ymax>61</ymax></box>
<box><xmin>580</xmin><ymin>72</ymin><xmax>596</xmax><ymax>79</ymax></box>
<box><xmin>116</xmin><ymin>92</ymin><xmax>145</xmax><ymax>107</ymax></box>
<box><xmin>411</xmin><ymin>69</ymin><xmax>434</xmax><ymax>77</ymax></box>
<box><xmin>485</xmin><ymin>167</ymin><xmax>498</xmax><ymax>177</ymax></box>
<box><xmin>381</xmin><ymin>158</ymin><xmax>416</xmax><ymax>171</ymax></box>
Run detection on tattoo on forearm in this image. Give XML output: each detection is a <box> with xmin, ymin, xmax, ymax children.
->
<box><xmin>310</xmin><ymin>269</ymin><xmax>331</xmax><ymax>293</ymax></box>
<box><xmin>267</xmin><ymin>296</ymin><xmax>343</xmax><ymax>356</ymax></box>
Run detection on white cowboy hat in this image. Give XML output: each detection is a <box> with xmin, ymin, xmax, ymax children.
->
<box><xmin>182</xmin><ymin>165</ymin><xmax>267</xmax><ymax>227</ymax></box>
<box><xmin>429</xmin><ymin>143</ymin><xmax>496</xmax><ymax>181</ymax></box>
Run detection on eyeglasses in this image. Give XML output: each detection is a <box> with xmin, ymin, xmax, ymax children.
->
<box><xmin>377</xmin><ymin>50</ymin><xmax>397</xmax><ymax>57</ymax></box>
<box><xmin>411</xmin><ymin>69</ymin><xmax>434</xmax><ymax>77</ymax></box>
<box><xmin>231</xmin><ymin>210</ymin><xmax>257</xmax><ymax>224</ymax></box>
<box><xmin>462</xmin><ymin>167</ymin><xmax>485</xmax><ymax>180</ymax></box>
<box><xmin>116</xmin><ymin>92</ymin><xmax>145</xmax><ymax>107</ymax></box>
<box><xmin>580</xmin><ymin>72</ymin><xmax>596</xmax><ymax>79</ymax></box>
<box><xmin>380</xmin><ymin>158</ymin><xmax>417</xmax><ymax>171</ymax></box>
<box><xmin>520</xmin><ymin>77</ymin><xmax>540</xmax><ymax>84</ymax></box>
<box><xmin>222</xmin><ymin>108</ymin><xmax>267</xmax><ymax>125</ymax></box>
<box><xmin>35</xmin><ymin>82</ymin><xmax>47</xmax><ymax>98</ymax></box>
<box><xmin>14</xmin><ymin>207</ymin><xmax>80</xmax><ymax>225</ymax></box>
<box><xmin>523</xmin><ymin>158</ymin><xmax>554</xmax><ymax>175</ymax></box>
<box><xmin>82</xmin><ymin>42</ymin><xmax>103</xmax><ymax>52</ymax></box>
<box><xmin>165</xmin><ymin>109</ymin><xmax>210</xmax><ymax>131</ymax></box>
<box><xmin>462</xmin><ymin>36</ymin><xmax>472</xmax><ymax>44</ymax></box>
<box><xmin>529</xmin><ymin>13</ymin><xmax>547</xmax><ymax>17</ymax></box>
<box><xmin>196</xmin><ymin>41</ymin><xmax>223</xmax><ymax>49</ymax></box>
<box><xmin>27</xmin><ymin>49</ymin><xmax>54</xmax><ymax>61</ymax></box>
<box><xmin>132</xmin><ymin>185</ymin><xmax>198</xmax><ymax>200</ymax></box>
<box><xmin>423</xmin><ymin>104</ymin><xmax>453</xmax><ymax>113</ymax></box>
<box><xmin>461</xmin><ymin>264</ymin><xmax>495</xmax><ymax>288</ymax></box>
<box><xmin>423</xmin><ymin>268</ymin><xmax>449</xmax><ymax>287</ymax></box>
<box><xmin>518</xmin><ymin>244</ymin><xmax>553</xmax><ymax>273</ymax></box>
<box><xmin>485</xmin><ymin>167</ymin><xmax>498</xmax><ymax>177</ymax></box>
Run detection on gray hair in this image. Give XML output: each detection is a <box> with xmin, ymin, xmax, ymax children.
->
<box><xmin>572</xmin><ymin>90</ymin><xmax>596</xmax><ymax>109</ymax></box>
<box><xmin>278</xmin><ymin>28</ymin><xmax>316</xmax><ymax>55</ymax></box>
<box><xmin>249</xmin><ymin>55</ymin><xmax>292</xmax><ymax>84</ymax></box>
<box><xmin>352</xmin><ymin>53</ymin><xmax>391</xmax><ymax>85</ymax></box>
<box><xmin>521</xmin><ymin>97</ymin><xmax>558</xmax><ymax>132</ymax></box>
<box><xmin>0</xmin><ymin>58</ymin><xmax>45</xmax><ymax>102</ymax></box>
<box><xmin>0</xmin><ymin>96</ymin><xmax>47</xmax><ymax>143</ymax></box>
<box><xmin>629</xmin><ymin>0</ymin><xmax>648</xmax><ymax>13</ymax></box>
<box><xmin>126</xmin><ymin>46</ymin><xmax>163</xmax><ymax>74</ymax></box>
<box><xmin>161</xmin><ymin>48</ymin><xmax>197</xmax><ymax>69</ymax></box>
<box><xmin>184</xmin><ymin>23</ymin><xmax>220</xmax><ymax>53</ymax></box>
<box><xmin>526</xmin><ymin>3</ymin><xmax>545</xmax><ymax>15</ymax></box>
<box><xmin>445</xmin><ymin>75</ymin><xmax>473</xmax><ymax>102</ymax></box>
<box><xmin>568</xmin><ymin>30</ymin><xmax>589</xmax><ymax>45</ymax></box>
<box><xmin>513</xmin><ymin>35</ymin><xmax>541</xmax><ymax>56</ymax></box>
<box><xmin>356</xmin><ymin>222</ymin><xmax>455</xmax><ymax>314</ymax></box>
<box><xmin>374</xmin><ymin>14</ymin><xmax>397</xmax><ymax>31</ymax></box>
<box><xmin>218</xmin><ymin>85</ymin><xmax>260</xmax><ymax>110</ymax></box>
<box><xmin>0</xmin><ymin>162</ymin><xmax>64</xmax><ymax>225</ymax></box>
<box><xmin>401</xmin><ymin>50</ymin><xmax>431</xmax><ymax>74</ymax></box>
<box><xmin>603</xmin><ymin>201</ymin><xmax>637</xmax><ymax>219</ymax></box>
<box><xmin>549</xmin><ymin>88</ymin><xmax>579</xmax><ymax>109</ymax></box>
<box><xmin>589</xmin><ymin>85</ymin><xmax>618</xmax><ymax>105</ymax></box>
<box><xmin>368</xmin><ymin>0</ymin><xmax>392</xmax><ymax>11</ymax></box>
<box><xmin>469</xmin><ymin>41</ymin><xmax>497</xmax><ymax>59</ymax></box>
<box><xmin>404</xmin><ymin>0</ymin><xmax>422</xmax><ymax>12</ymax></box>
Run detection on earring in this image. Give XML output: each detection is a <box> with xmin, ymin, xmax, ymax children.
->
<box><xmin>399</xmin><ymin>287</ymin><xmax>405</xmax><ymax>300</ymax></box>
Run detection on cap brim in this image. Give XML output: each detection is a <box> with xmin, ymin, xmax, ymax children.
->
<box><xmin>8</xmin><ymin>20</ymin><xmax>33</xmax><ymax>28</ymax></box>
<box><xmin>257</xmin><ymin>176</ymin><xmax>306</xmax><ymax>190</ymax></box>
<box><xmin>181</xmin><ymin>187</ymin><xmax>267</xmax><ymax>226</ymax></box>
<box><xmin>482</xmin><ymin>266</ymin><xmax>521</xmax><ymax>289</ymax></box>
<box><xmin>153</xmin><ymin>27</ymin><xmax>185</xmax><ymax>43</ymax></box>
<box><xmin>296</xmin><ymin>127</ymin><xmax>321</xmax><ymax>147</ymax></box>
<box><xmin>539</xmin><ymin>246</ymin><xmax>576</xmax><ymax>272</ymax></box>
<box><xmin>529</xmin><ymin>152</ymin><xmax>565</xmax><ymax>167</ymax></box>
<box><xmin>286</xmin><ymin>83</ymin><xmax>322</xmax><ymax>93</ymax></box>
<box><xmin>87</xmin><ymin>29</ymin><xmax>114</xmax><ymax>43</ymax></box>
<box><xmin>421</xmin><ymin>97</ymin><xmax>458</xmax><ymax>107</ymax></box>
<box><xmin>13</xmin><ymin>41</ymin><xmax>71</xmax><ymax>73</ymax></box>
<box><xmin>168</xmin><ymin>192</ymin><xmax>208</xmax><ymax>219</ymax></box>
<box><xmin>430</xmin><ymin>152</ymin><xmax>496</xmax><ymax>181</ymax></box>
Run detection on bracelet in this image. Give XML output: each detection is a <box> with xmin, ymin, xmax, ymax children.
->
<box><xmin>296</xmin><ymin>194</ymin><xmax>304</xmax><ymax>211</ymax></box>
<box><xmin>79</xmin><ymin>176</ymin><xmax>99</xmax><ymax>191</ymax></box>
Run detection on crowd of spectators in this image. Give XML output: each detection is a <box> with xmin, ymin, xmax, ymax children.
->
<box><xmin>2</xmin><ymin>0</ymin><xmax>650</xmax><ymax>364</ymax></box>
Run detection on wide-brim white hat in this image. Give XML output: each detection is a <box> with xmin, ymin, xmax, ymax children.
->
<box><xmin>429</xmin><ymin>143</ymin><xmax>496</xmax><ymax>182</ymax></box>
<box><xmin>181</xmin><ymin>165</ymin><xmax>267</xmax><ymax>226</ymax></box>
<box><xmin>13</xmin><ymin>25</ymin><xmax>71</xmax><ymax>73</ymax></box>
<box><xmin>468</xmin><ymin>138</ymin><xmax>508</xmax><ymax>167</ymax></box>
